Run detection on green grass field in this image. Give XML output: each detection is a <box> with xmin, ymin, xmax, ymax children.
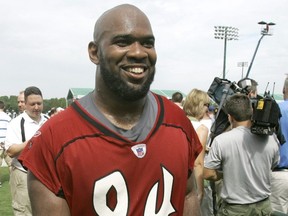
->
<box><xmin>0</xmin><ymin>167</ymin><xmax>13</xmax><ymax>216</ymax></box>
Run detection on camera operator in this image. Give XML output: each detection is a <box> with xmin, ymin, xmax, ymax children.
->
<box><xmin>237</xmin><ymin>77</ymin><xmax>259</xmax><ymax>99</ymax></box>
<box><xmin>204</xmin><ymin>94</ymin><xmax>280</xmax><ymax>216</ymax></box>
<box><xmin>270</xmin><ymin>76</ymin><xmax>288</xmax><ymax>214</ymax></box>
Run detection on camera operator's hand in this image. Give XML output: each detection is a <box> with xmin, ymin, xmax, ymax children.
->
<box><xmin>205</xmin><ymin>146</ymin><xmax>210</xmax><ymax>153</ymax></box>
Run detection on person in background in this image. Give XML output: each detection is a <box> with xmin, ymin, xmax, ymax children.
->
<box><xmin>270</xmin><ymin>76</ymin><xmax>288</xmax><ymax>214</ymax></box>
<box><xmin>171</xmin><ymin>91</ymin><xmax>184</xmax><ymax>108</ymax></box>
<box><xmin>201</xmin><ymin>104</ymin><xmax>215</xmax><ymax>128</ymax></box>
<box><xmin>0</xmin><ymin>100</ymin><xmax>12</xmax><ymax>187</ymax></box>
<box><xmin>48</xmin><ymin>107</ymin><xmax>57</xmax><ymax>117</ymax></box>
<box><xmin>5</xmin><ymin>86</ymin><xmax>48</xmax><ymax>216</ymax></box>
<box><xmin>48</xmin><ymin>107</ymin><xmax>65</xmax><ymax>117</ymax></box>
<box><xmin>17</xmin><ymin>91</ymin><xmax>25</xmax><ymax>114</ymax></box>
<box><xmin>204</xmin><ymin>94</ymin><xmax>279</xmax><ymax>216</ymax></box>
<box><xmin>19</xmin><ymin>4</ymin><xmax>202</xmax><ymax>216</ymax></box>
<box><xmin>183</xmin><ymin>88</ymin><xmax>213</xmax><ymax>215</ymax></box>
<box><xmin>56</xmin><ymin>107</ymin><xmax>64</xmax><ymax>113</ymax></box>
<box><xmin>237</xmin><ymin>77</ymin><xmax>258</xmax><ymax>99</ymax></box>
<box><xmin>200</xmin><ymin>103</ymin><xmax>215</xmax><ymax>216</ymax></box>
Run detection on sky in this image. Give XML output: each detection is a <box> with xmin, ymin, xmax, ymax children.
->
<box><xmin>1</xmin><ymin>0</ymin><xmax>288</xmax><ymax>99</ymax></box>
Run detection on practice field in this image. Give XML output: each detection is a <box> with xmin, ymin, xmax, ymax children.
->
<box><xmin>0</xmin><ymin>167</ymin><xmax>13</xmax><ymax>216</ymax></box>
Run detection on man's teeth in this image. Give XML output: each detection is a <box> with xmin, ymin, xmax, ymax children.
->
<box><xmin>127</xmin><ymin>68</ymin><xmax>144</xmax><ymax>74</ymax></box>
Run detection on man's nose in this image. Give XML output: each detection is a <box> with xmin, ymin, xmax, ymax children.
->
<box><xmin>127</xmin><ymin>42</ymin><xmax>148</xmax><ymax>59</ymax></box>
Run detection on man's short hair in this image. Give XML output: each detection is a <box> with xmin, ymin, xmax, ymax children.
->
<box><xmin>24</xmin><ymin>86</ymin><xmax>43</xmax><ymax>101</ymax></box>
<box><xmin>225</xmin><ymin>94</ymin><xmax>253</xmax><ymax>122</ymax></box>
<box><xmin>171</xmin><ymin>92</ymin><xmax>183</xmax><ymax>103</ymax></box>
<box><xmin>237</xmin><ymin>78</ymin><xmax>258</xmax><ymax>94</ymax></box>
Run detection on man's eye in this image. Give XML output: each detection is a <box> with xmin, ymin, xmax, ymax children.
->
<box><xmin>115</xmin><ymin>40</ymin><xmax>129</xmax><ymax>47</ymax></box>
<box><xmin>142</xmin><ymin>40</ymin><xmax>154</xmax><ymax>48</ymax></box>
<box><xmin>143</xmin><ymin>43</ymin><xmax>154</xmax><ymax>48</ymax></box>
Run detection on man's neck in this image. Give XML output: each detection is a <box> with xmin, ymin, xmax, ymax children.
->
<box><xmin>93</xmin><ymin>90</ymin><xmax>147</xmax><ymax>130</ymax></box>
<box><xmin>232</xmin><ymin>120</ymin><xmax>252</xmax><ymax>129</ymax></box>
<box><xmin>93</xmin><ymin>70</ymin><xmax>150</xmax><ymax>130</ymax></box>
<box><xmin>24</xmin><ymin>111</ymin><xmax>42</xmax><ymax>123</ymax></box>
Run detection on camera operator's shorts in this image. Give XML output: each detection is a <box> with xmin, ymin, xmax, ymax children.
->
<box><xmin>217</xmin><ymin>197</ymin><xmax>272</xmax><ymax>216</ymax></box>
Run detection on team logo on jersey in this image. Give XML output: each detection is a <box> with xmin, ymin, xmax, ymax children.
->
<box><xmin>131</xmin><ymin>144</ymin><xmax>146</xmax><ymax>158</ymax></box>
<box><xmin>33</xmin><ymin>130</ymin><xmax>41</xmax><ymax>137</ymax></box>
<box><xmin>28</xmin><ymin>141</ymin><xmax>33</xmax><ymax>149</ymax></box>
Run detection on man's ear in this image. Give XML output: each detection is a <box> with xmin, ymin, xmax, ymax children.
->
<box><xmin>88</xmin><ymin>41</ymin><xmax>99</xmax><ymax>65</ymax></box>
<box><xmin>228</xmin><ymin>114</ymin><xmax>233</xmax><ymax>123</ymax></box>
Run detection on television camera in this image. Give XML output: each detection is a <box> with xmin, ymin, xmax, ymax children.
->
<box><xmin>207</xmin><ymin>77</ymin><xmax>285</xmax><ymax>146</ymax></box>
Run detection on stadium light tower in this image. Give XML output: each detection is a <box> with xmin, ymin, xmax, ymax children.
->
<box><xmin>237</xmin><ymin>61</ymin><xmax>248</xmax><ymax>79</ymax></box>
<box><xmin>245</xmin><ymin>21</ymin><xmax>275</xmax><ymax>78</ymax></box>
<box><xmin>214</xmin><ymin>26</ymin><xmax>239</xmax><ymax>79</ymax></box>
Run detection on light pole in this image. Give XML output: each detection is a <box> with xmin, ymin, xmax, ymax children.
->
<box><xmin>237</xmin><ymin>62</ymin><xmax>248</xmax><ymax>79</ymax></box>
<box><xmin>245</xmin><ymin>21</ymin><xmax>275</xmax><ymax>78</ymax></box>
<box><xmin>214</xmin><ymin>26</ymin><xmax>239</xmax><ymax>79</ymax></box>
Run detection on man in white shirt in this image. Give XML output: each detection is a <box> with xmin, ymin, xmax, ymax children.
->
<box><xmin>5</xmin><ymin>86</ymin><xmax>48</xmax><ymax>216</ymax></box>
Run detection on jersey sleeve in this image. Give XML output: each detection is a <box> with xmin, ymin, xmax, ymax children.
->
<box><xmin>19</xmin><ymin>124</ymin><xmax>62</xmax><ymax>196</ymax></box>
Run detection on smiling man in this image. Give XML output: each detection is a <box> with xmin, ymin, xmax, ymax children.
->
<box><xmin>19</xmin><ymin>4</ymin><xmax>202</xmax><ymax>216</ymax></box>
<box><xmin>5</xmin><ymin>86</ymin><xmax>48</xmax><ymax>216</ymax></box>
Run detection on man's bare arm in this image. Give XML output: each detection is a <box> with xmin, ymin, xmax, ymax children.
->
<box><xmin>194</xmin><ymin>125</ymin><xmax>208</xmax><ymax>202</ymax></box>
<box><xmin>203</xmin><ymin>167</ymin><xmax>223</xmax><ymax>181</ymax></box>
<box><xmin>183</xmin><ymin>171</ymin><xmax>201</xmax><ymax>216</ymax></box>
<box><xmin>27</xmin><ymin>171</ymin><xmax>70</xmax><ymax>216</ymax></box>
<box><xmin>6</xmin><ymin>141</ymin><xmax>28</xmax><ymax>158</ymax></box>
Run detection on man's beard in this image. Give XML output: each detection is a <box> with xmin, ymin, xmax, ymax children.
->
<box><xmin>100</xmin><ymin>62</ymin><xmax>155</xmax><ymax>102</ymax></box>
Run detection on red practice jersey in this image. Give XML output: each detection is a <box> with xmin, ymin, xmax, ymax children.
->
<box><xmin>19</xmin><ymin>93</ymin><xmax>202</xmax><ymax>215</ymax></box>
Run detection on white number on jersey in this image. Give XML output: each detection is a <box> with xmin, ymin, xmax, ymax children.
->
<box><xmin>93</xmin><ymin>166</ymin><xmax>176</xmax><ymax>215</ymax></box>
